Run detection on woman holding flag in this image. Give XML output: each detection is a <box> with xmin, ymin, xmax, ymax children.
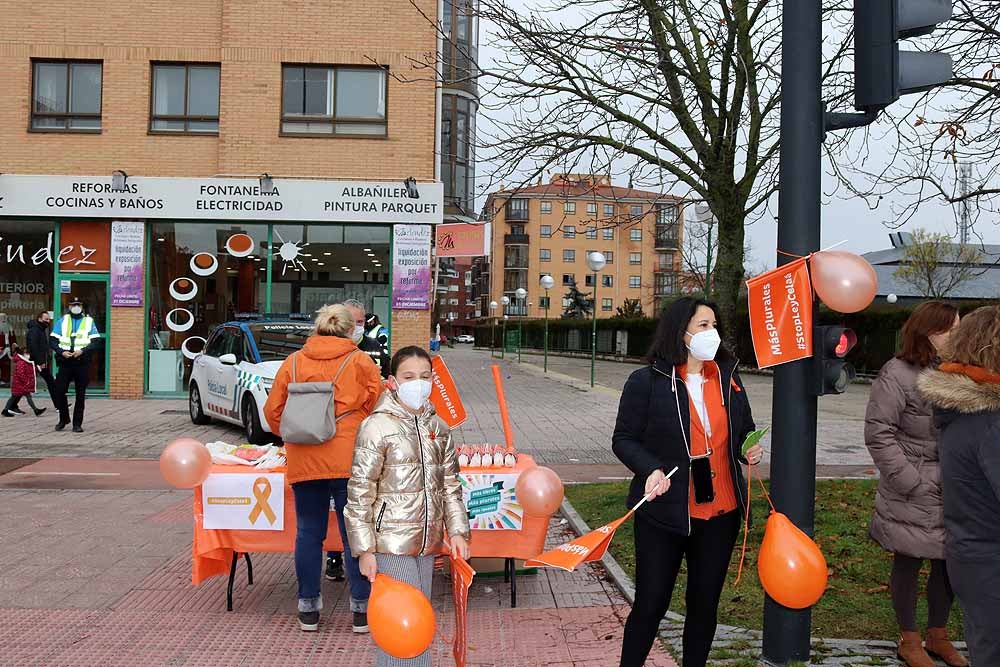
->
<box><xmin>612</xmin><ymin>297</ymin><xmax>763</xmax><ymax>667</ymax></box>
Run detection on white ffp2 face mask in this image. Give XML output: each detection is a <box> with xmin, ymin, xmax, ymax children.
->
<box><xmin>396</xmin><ymin>379</ymin><xmax>433</xmax><ymax>411</ymax></box>
<box><xmin>686</xmin><ymin>328</ymin><xmax>721</xmax><ymax>361</ymax></box>
<box><xmin>70</xmin><ymin>306</ymin><xmax>83</xmax><ymax>316</ymax></box>
<box><xmin>352</xmin><ymin>325</ymin><xmax>365</xmax><ymax>344</ymax></box>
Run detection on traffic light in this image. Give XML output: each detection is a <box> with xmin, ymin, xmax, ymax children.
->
<box><xmin>854</xmin><ymin>0</ymin><xmax>953</xmax><ymax>112</ymax></box>
<box><xmin>812</xmin><ymin>326</ymin><xmax>858</xmax><ymax>395</ymax></box>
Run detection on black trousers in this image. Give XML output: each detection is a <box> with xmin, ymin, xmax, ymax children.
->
<box><xmin>37</xmin><ymin>366</ymin><xmax>58</xmax><ymax>407</ymax></box>
<box><xmin>54</xmin><ymin>362</ymin><xmax>89</xmax><ymax>427</ymax></box>
<box><xmin>949</xmin><ymin>557</ymin><xmax>1000</xmax><ymax>666</ymax></box>
<box><xmin>890</xmin><ymin>554</ymin><xmax>954</xmax><ymax>631</ymax></box>
<box><xmin>621</xmin><ymin>511</ymin><xmax>740</xmax><ymax>667</ymax></box>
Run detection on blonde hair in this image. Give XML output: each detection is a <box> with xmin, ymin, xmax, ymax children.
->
<box><xmin>314</xmin><ymin>304</ymin><xmax>355</xmax><ymax>338</ymax></box>
<box><xmin>941</xmin><ymin>305</ymin><xmax>1000</xmax><ymax>373</ymax></box>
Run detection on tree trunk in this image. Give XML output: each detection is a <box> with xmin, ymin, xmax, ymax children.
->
<box><xmin>710</xmin><ymin>202</ymin><xmax>747</xmax><ymax>356</ymax></box>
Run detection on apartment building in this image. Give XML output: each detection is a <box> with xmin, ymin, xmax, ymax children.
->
<box><xmin>480</xmin><ymin>174</ymin><xmax>684</xmax><ymax>320</ymax></box>
<box><xmin>0</xmin><ymin>0</ymin><xmax>473</xmax><ymax>400</ymax></box>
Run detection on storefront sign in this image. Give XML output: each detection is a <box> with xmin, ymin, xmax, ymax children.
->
<box><xmin>458</xmin><ymin>472</ymin><xmax>523</xmax><ymax>531</ymax></box>
<box><xmin>745</xmin><ymin>257</ymin><xmax>813</xmax><ymax>368</ymax></box>
<box><xmin>435</xmin><ymin>223</ymin><xmax>489</xmax><ymax>257</ymax></box>
<box><xmin>110</xmin><ymin>221</ymin><xmax>144</xmax><ymax>307</ymax></box>
<box><xmin>392</xmin><ymin>225</ymin><xmax>432</xmax><ymax>310</ymax></box>
<box><xmin>0</xmin><ymin>175</ymin><xmax>443</xmax><ymax>224</ymax></box>
<box><xmin>201</xmin><ymin>472</ymin><xmax>285</xmax><ymax>531</ymax></box>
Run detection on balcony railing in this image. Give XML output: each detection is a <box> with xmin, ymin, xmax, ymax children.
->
<box><xmin>654</xmin><ymin>271</ymin><xmax>679</xmax><ymax>297</ymax></box>
<box><xmin>504</xmin><ymin>233</ymin><xmax>530</xmax><ymax>245</ymax></box>
<box><xmin>655</xmin><ymin>225</ymin><xmax>680</xmax><ymax>250</ymax></box>
<box><xmin>505</xmin><ymin>201</ymin><xmax>530</xmax><ymax>221</ymax></box>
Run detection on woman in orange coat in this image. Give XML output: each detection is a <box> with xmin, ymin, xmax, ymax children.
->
<box><xmin>264</xmin><ymin>304</ymin><xmax>384</xmax><ymax>634</ymax></box>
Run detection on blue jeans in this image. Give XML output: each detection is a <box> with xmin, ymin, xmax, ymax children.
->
<box><xmin>292</xmin><ymin>478</ymin><xmax>370</xmax><ymax>613</ymax></box>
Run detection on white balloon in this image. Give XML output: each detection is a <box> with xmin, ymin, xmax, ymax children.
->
<box><xmin>887</xmin><ymin>294</ymin><xmax>898</xmax><ymax>304</ymax></box>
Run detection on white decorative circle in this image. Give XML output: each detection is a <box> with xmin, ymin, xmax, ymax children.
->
<box><xmin>226</xmin><ymin>233</ymin><xmax>255</xmax><ymax>258</ymax></box>
<box><xmin>190</xmin><ymin>252</ymin><xmax>219</xmax><ymax>276</ymax></box>
<box><xmin>169</xmin><ymin>277</ymin><xmax>199</xmax><ymax>301</ymax></box>
<box><xmin>166</xmin><ymin>308</ymin><xmax>194</xmax><ymax>332</ymax></box>
<box><xmin>181</xmin><ymin>336</ymin><xmax>207</xmax><ymax>360</ymax></box>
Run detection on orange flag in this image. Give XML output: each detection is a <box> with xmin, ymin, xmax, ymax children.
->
<box><xmin>431</xmin><ymin>355</ymin><xmax>468</xmax><ymax>428</ymax></box>
<box><xmin>745</xmin><ymin>257</ymin><xmax>813</xmax><ymax>369</ymax></box>
<box><xmin>450</xmin><ymin>554</ymin><xmax>475</xmax><ymax>667</ymax></box>
<box><xmin>525</xmin><ymin>466</ymin><xmax>679</xmax><ymax>571</ymax></box>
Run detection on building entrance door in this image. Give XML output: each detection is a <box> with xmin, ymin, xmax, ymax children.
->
<box><xmin>57</xmin><ymin>277</ymin><xmax>109</xmax><ymax>393</ymax></box>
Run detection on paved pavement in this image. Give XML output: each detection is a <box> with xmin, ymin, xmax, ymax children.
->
<box><xmin>0</xmin><ymin>487</ymin><xmax>676</xmax><ymax>667</ymax></box>
<box><xmin>0</xmin><ymin>346</ymin><xmax>876</xmax><ymax>477</ymax></box>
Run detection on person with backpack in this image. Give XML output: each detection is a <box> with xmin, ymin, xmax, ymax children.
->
<box><xmin>264</xmin><ymin>304</ymin><xmax>384</xmax><ymax>634</ymax></box>
<box><xmin>345</xmin><ymin>345</ymin><xmax>470</xmax><ymax>667</ymax></box>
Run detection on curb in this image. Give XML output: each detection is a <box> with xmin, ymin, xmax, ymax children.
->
<box><xmin>512</xmin><ymin>357</ymin><xmax>624</xmax><ymax>397</ymax></box>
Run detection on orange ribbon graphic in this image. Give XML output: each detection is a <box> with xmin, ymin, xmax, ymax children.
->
<box><xmin>248</xmin><ymin>477</ymin><xmax>277</xmax><ymax>525</ymax></box>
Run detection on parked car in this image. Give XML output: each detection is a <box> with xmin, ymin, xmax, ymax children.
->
<box><xmin>188</xmin><ymin>319</ymin><xmax>313</xmax><ymax>444</ymax></box>
<box><xmin>456</xmin><ymin>334</ymin><xmax>475</xmax><ymax>344</ymax></box>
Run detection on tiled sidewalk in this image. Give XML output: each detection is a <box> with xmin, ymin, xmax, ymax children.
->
<box><xmin>0</xmin><ymin>488</ymin><xmax>677</xmax><ymax>666</ymax></box>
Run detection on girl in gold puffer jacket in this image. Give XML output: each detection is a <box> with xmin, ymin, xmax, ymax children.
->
<box><xmin>345</xmin><ymin>346</ymin><xmax>470</xmax><ymax>667</ymax></box>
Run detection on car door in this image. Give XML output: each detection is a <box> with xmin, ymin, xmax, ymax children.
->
<box><xmin>200</xmin><ymin>328</ymin><xmax>236</xmax><ymax>420</ymax></box>
<box><xmin>215</xmin><ymin>327</ymin><xmax>243</xmax><ymax>423</ymax></box>
<box><xmin>194</xmin><ymin>329</ymin><xmax>224</xmax><ymax>416</ymax></box>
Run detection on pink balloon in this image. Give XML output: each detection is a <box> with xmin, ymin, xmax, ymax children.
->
<box><xmin>810</xmin><ymin>251</ymin><xmax>877</xmax><ymax>313</ymax></box>
<box><xmin>515</xmin><ymin>466</ymin><xmax>564</xmax><ymax>517</ymax></box>
<box><xmin>159</xmin><ymin>438</ymin><xmax>211</xmax><ymax>489</ymax></box>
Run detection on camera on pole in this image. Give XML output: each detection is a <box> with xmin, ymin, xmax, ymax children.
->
<box><xmin>812</xmin><ymin>326</ymin><xmax>858</xmax><ymax>395</ymax></box>
<box><xmin>854</xmin><ymin>0</ymin><xmax>953</xmax><ymax>112</ymax></box>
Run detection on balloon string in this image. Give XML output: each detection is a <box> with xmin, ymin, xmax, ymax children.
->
<box><xmin>733</xmin><ymin>463</ymin><xmax>753</xmax><ymax>587</ymax></box>
<box><xmin>757</xmin><ymin>468</ymin><xmax>775</xmax><ymax>512</ymax></box>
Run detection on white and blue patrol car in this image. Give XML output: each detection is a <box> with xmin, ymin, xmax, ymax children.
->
<box><xmin>188</xmin><ymin>320</ymin><xmax>313</xmax><ymax>444</ymax></box>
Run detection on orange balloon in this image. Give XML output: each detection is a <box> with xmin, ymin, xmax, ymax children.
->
<box><xmin>368</xmin><ymin>574</ymin><xmax>435</xmax><ymax>659</ymax></box>
<box><xmin>159</xmin><ymin>438</ymin><xmax>211</xmax><ymax>489</ymax></box>
<box><xmin>757</xmin><ymin>512</ymin><xmax>828</xmax><ymax>609</ymax></box>
<box><xmin>810</xmin><ymin>251</ymin><xmax>878</xmax><ymax>313</ymax></box>
<box><xmin>515</xmin><ymin>466</ymin><xmax>564</xmax><ymax>517</ymax></box>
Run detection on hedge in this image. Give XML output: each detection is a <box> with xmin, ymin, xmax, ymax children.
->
<box><xmin>473</xmin><ymin>300</ymin><xmax>996</xmax><ymax>376</ymax></box>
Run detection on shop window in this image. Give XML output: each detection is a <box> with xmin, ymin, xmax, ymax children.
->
<box><xmin>31</xmin><ymin>60</ymin><xmax>102</xmax><ymax>132</ymax></box>
<box><xmin>281</xmin><ymin>65</ymin><xmax>387</xmax><ymax>136</ymax></box>
<box><xmin>151</xmin><ymin>63</ymin><xmax>220</xmax><ymax>134</ymax></box>
<box><xmin>0</xmin><ymin>220</ymin><xmax>56</xmax><ymax>370</ymax></box>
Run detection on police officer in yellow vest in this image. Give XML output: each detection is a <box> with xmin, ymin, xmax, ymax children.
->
<box><xmin>49</xmin><ymin>297</ymin><xmax>101</xmax><ymax>432</ymax></box>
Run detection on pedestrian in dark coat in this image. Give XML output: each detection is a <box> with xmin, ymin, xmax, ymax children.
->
<box><xmin>918</xmin><ymin>305</ymin><xmax>1000</xmax><ymax>667</ymax></box>
<box><xmin>864</xmin><ymin>301</ymin><xmax>966</xmax><ymax>667</ymax></box>
<box><xmin>26</xmin><ymin>311</ymin><xmax>57</xmax><ymax>406</ymax></box>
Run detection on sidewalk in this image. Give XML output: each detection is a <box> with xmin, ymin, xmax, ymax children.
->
<box><xmin>0</xmin><ymin>487</ymin><xmax>677</xmax><ymax>666</ymax></box>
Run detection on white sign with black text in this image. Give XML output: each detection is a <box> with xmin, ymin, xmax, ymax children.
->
<box><xmin>0</xmin><ymin>175</ymin><xmax>444</xmax><ymax>224</ymax></box>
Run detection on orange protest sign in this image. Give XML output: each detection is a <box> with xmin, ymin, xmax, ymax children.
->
<box><xmin>745</xmin><ymin>257</ymin><xmax>813</xmax><ymax>369</ymax></box>
<box><xmin>525</xmin><ymin>513</ymin><xmax>632</xmax><ymax>571</ymax></box>
<box><xmin>430</xmin><ymin>356</ymin><xmax>467</xmax><ymax>428</ymax></box>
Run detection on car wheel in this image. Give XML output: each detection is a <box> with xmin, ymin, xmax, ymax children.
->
<box><xmin>189</xmin><ymin>383</ymin><xmax>211</xmax><ymax>425</ymax></box>
<box><xmin>242</xmin><ymin>395</ymin><xmax>268</xmax><ymax>445</ymax></box>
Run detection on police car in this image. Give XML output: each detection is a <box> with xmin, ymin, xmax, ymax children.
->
<box><xmin>188</xmin><ymin>319</ymin><xmax>313</xmax><ymax>444</ymax></box>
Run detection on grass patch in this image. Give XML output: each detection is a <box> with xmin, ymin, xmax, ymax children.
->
<box><xmin>565</xmin><ymin>479</ymin><xmax>964</xmax><ymax>640</ymax></box>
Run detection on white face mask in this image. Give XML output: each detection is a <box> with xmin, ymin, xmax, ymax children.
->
<box><xmin>396</xmin><ymin>379</ymin><xmax>433</xmax><ymax>411</ymax></box>
<box><xmin>70</xmin><ymin>306</ymin><xmax>83</xmax><ymax>316</ymax></box>
<box><xmin>686</xmin><ymin>328</ymin><xmax>721</xmax><ymax>361</ymax></box>
<box><xmin>352</xmin><ymin>325</ymin><xmax>365</xmax><ymax>343</ymax></box>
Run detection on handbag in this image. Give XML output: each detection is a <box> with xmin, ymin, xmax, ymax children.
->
<box><xmin>279</xmin><ymin>349</ymin><xmax>360</xmax><ymax>445</ymax></box>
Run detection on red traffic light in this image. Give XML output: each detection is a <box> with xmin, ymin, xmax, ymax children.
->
<box><xmin>835</xmin><ymin>330</ymin><xmax>857</xmax><ymax>357</ymax></box>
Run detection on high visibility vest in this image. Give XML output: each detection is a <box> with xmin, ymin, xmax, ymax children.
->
<box><xmin>56</xmin><ymin>315</ymin><xmax>95</xmax><ymax>351</ymax></box>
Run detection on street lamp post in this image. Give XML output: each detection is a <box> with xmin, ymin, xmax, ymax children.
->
<box><xmin>515</xmin><ymin>287</ymin><xmax>527</xmax><ymax>363</ymax></box>
<box><xmin>586</xmin><ymin>252</ymin><xmax>607</xmax><ymax>388</ymax></box>
<box><xmin>500</xmin><ymin>295</ymin><xmax>510</xmax><ymax>360</ymax></box>
<box><xmin>489</xmin><ymin>301</ymin><xmax>498</xmax><ymax>357</ymax></box>
<box><xmin>540</xmin><ymin>275</ymin><xmax>555</xmax><ymax>373</ymax></box>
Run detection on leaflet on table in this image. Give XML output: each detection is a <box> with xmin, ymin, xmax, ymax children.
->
<box><xmin>459</xmin><ymin>471</ymin><xmax>523</xmax><ymax>531</ymax></box>
<box><xmin>205</xmin><ymin>442</ymin><xmax>286</xmax><ymax>468</ymax></box>
<box><xmin>202</xmin><ymin>472</ymin><xmax>285</xmax><ymax>531</ymax></box>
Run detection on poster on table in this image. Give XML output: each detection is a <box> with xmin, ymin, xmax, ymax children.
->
<box><xmin>391</xmin><ymin>225</ymin><xmax>432</xmax><ymax>310</ymax></box>
<box><xmin>202</xmin><ymin>473</ymin><xmax>285</xmax><ymax>531</ymax></box>
<box><xmin>109</xmin><ymin>221</ymin><xmax>145</xmax><ymax>307</ymax></box>
<box><xmin>745</xmin><ymin>257</ymin><xmax>813</xmax><ymax>369</ymax></box>
<box><xmin>430</xmin><ymin>355</ymin><xmax>467</xmax><ymax>428</ymax></box>
<box><xmin>459</xmin><ymin>472</ymin><xmax>523</xmax><ymax>530</ymax></box>
<box><xmin>434</xmin><ymin>222</ymin><xmax>490</xmax><ymax>257</ymax></box>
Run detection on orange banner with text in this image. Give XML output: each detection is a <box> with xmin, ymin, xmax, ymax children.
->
<box><xmin>524</xmin><ymin>513</ymin><xmax>632</xmax><ymax>571</ymax></box>
<box><xmin>435</xmin><ymin>223</ymin><xmax>488</xmax><ymax>257</ymax></box>
<box><xmin>430</xmin><ymin>355</ymin><xmax>468</xmax><ymax>428</ymax></box>
<box><xmin>745</xmin><ymin>257</ymin><xmax>813</xmax><ymax>369</ymax></box>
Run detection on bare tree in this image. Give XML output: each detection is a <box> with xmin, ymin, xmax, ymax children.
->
<box><xmin>892</xmin><ymin>229</ymin><xmax>986</xmax><ymax>298</ymax></box>
<box><xmin>680</xmin><ymin>217</ymin><xmax>718</xmax><ymax>296</ymax></box>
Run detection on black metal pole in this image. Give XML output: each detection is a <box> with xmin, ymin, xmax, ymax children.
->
<box><xmin>762</xmin><ymin>0</ymin><xmax>822</xmax><ymax>664</ymax></box>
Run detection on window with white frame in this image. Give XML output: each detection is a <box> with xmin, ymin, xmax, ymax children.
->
<box><xmin>564</xmin><ymin>201</ymin><xmax>576</xmax><ymax>214</ymax></box>
<box><xmin>629</xmin><ymin>252</ymin><xmax>642</xmax><ymax>264</ymax></box>
<box><xmin>629</xmin><ymin>275</ymin><xmax>641</xmax><ymax>288</ymax></box>
<box><xmin>281</xmin><ymin>65</ymin><xmax>387</xmax><ymax>136</ymax></box>
<box><xmin>630</xmin><ymin>229</ymin><xmax>642</xmax><ymax>242</ymax></box>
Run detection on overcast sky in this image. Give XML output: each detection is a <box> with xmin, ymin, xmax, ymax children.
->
<box><xmin>473</xmin><ymin>3</ymin><xmax>998</xmax><ymax>269</ymax></box>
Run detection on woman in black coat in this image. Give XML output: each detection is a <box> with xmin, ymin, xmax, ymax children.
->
<box><xmin>613</xmin><ymin>297</ymin><xmax>762</xmax><ymax>667</ymax></box>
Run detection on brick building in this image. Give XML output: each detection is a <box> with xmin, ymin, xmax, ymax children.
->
<box><xmin>0</xmin><ymin>0</ymin><xmax>457</xmax><ymax>400</ymax></box>
<box><xmin>480</xmin><ymin>174</ymin><xmax>684</xmax><ymax>321</ymax></box>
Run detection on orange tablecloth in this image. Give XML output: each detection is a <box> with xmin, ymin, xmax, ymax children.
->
<box><xmin>192</xmin><ymin>455</ymin><xmax>550</xmax><ymax>585</ymax></box>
